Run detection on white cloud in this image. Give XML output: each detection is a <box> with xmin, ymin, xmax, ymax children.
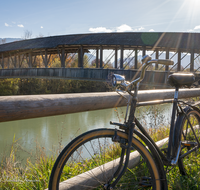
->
<box><xmin>187</xmin><ymin>25</ymin><xmax>200</xmax><ymax>32</ymax></box>
<box><xmin>5</xmin><ymin>23</ymin><xmax>11</xmax><ymax>27</ymax></box>
<box><xmin>194</xmin><ymin>25</ymin><xmax>200</xmax><ymax>30</ymax></box>
<box><xmin>18</xmin><ymin>24</ymin><xmax>24</xmax><ymax>28</ymax></box>
<box><xmin>41</xmin><ymin>26</ymin><xmax>43</xmax><ymax>29</ymax></box>
<box><xmin>138</xmin><ymin>27</ymin><xmax>145</xmax><ymax>31</ymax></box>
<box><xmin>149</xmin><ymin>29</ymin><xmax>155</xmax><ymax>32</ymax></box>
<box><xmin>116</xmin><ymin>24</ymin><xmax>133</xmax><ymax>32</ymax></box>
<box><xmin>89</xmin><ymin>27</ymin><xmax>112</xmax><ymax>33</ymax></box>
<box><xmin>89</xmin><ymin>25</ymin><xmax>146</xmax><ymax>33</ymax></box>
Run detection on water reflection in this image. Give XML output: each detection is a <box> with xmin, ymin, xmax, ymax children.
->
<box><xmin>0</xmin><ymin>104</ymin><xmax>172</xmax><ymax>163</ymax></box>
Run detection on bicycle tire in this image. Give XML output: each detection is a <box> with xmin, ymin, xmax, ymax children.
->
<box><xmin>174</xmin><ymin>109</ymin><xmax>200</xmax><ymax>175</ymax></box>
<box><xmin>49</xmin><ymin>128</ymin><xmax>162</xmax><ymax>190</ymax></box>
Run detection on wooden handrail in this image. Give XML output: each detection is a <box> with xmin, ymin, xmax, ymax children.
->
<box><xmin>0</xmin><ymin>88</ymin><xmax>200</xmax><ymax>122</ymax></box>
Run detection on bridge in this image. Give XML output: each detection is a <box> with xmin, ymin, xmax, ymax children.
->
<box><xmin>0</xmin><ymin>32</ymin><xmax>200</xmax><ymax>87</ymax></box>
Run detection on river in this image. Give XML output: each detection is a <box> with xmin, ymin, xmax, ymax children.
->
<box><xmin>0</xmin><ymin>104</ymin><xmax>172</xmax><ymax>164</ymax></box>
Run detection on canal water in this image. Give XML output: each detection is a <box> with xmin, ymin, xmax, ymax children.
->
<box><xmin>0</xmin><ymin>104</ymin><xmax>172</xmax><ymax>164</ymax></box>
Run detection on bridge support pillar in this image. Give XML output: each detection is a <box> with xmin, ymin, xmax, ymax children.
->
<box><xmin>18</xmin><ymin>55</ymin><xmax>20</xmax><ymax>68</ymax></box>
<box><xmin>120</xmin><ymin>45</ymin><xmax>124</xmax><ymax>69</ymax></box>
<box><xmin>8</xmin><ymin>56</ymin><xmax>10</xmax><ymax>69</ymax></box>
<box><xmin>14</xmin><ymin>56</ymin><xmax>17</xmax><ymax>68</ymax></box>
<box><xmin>177</xmin><ymin>50</ymin><xmax>181</xmax><ymax>71</ymax></box>
<box><xmin>44</xmin><ymin>49</ymin><xmax>48</xmax><ymax>68</ymax></box>
<box><xmin>61</xmin><ymin>46</ymin><xmax>65</xmax><ymax>68</ymax></box>
<box><xmin>29</xmin><ymin>53</ymin><xmax>32</xmax><ymax>68</ymax></box>
<box><xmin>100</xmin><ymin>46</ymin><xmax>103</xmax><ymax>68</ymax></box>
<box><xmin>190</xmin><ymin>50</ymin><xmax>194</xmax><ymax>72</ymax></box>
<box><xmin>78</xmin><ymin>46</ymin><xmax>84</xmax><ymax>68</ymax></box>
<box><xmin>115</xmin><ymin>47</ymin><xmax>118</xmax><ymax>68</ymax></box>
<box><xmin>1</xmin><ymin>54</ymin><xmax>4</xmax><ymax>69</ymax></box>
<box><xmin>142</xmin><ymin>47</ymin><xmax>146</xmax><ymax>57</ymax></box>
<box><xmin>165</xmin><ymin>49</ymin><xmax>169</xmax><ymax>71</ymax></box>
<box><xmin>135</xmin><ymin>48</ymin><xmax>138</xmax><ymax>69</ymax></box>
<box><xmin>155</xmin><ymin>50</ymin><xmax>159</xmax><ymax>70</ymax></box>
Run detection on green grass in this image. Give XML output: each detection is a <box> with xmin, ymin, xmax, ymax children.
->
<box><xmin>166</xmin><ymin>152</ymin><xmax>200</xmax><ymax>190</ymax></box>
<box><xmin>0</xmin><ymin>127</ymin><xmax>200</xmax><ymax>189</ymax></box>
<box><xmin>149</xmin><ymin>126</ymin><xmax>200</xmax><ymax>190</ymax></box>
<box><xmin>0</xmin><ymin>135</ymin><xmax>54</xmax><ymax>190</ymax></box>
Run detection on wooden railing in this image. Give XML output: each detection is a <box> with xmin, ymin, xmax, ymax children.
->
<box><xmin>0</xmin><ymin>88</ymin><xmax>200</xmax><ymax>122</ymax></box>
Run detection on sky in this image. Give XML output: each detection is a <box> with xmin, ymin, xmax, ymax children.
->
<box><xmin>1</xmin><ymin>0</ymin><xmax>200</xmax><ymax>38</ymax></box>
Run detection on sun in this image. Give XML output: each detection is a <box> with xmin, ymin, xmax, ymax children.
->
<box><xmin>186</xmin><ymin>0</ymin><xmax>200</xmax><ymax>10</ymax></box>
<box><xmin>181</xmin><ymin>0</ymin><xmax>200</xmax><ymax>28</ymax></box>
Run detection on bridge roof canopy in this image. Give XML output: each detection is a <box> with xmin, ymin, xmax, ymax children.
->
<box><xmin>0</xmin><ymin>32</ymin><xmax>200</xmax><ymax>57</ymax></box>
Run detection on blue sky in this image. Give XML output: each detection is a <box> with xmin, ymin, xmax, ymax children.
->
<box><xmin>1</xmin><ymin>0</ymin><xmax>200</xmax><ymax>38</ymax></box>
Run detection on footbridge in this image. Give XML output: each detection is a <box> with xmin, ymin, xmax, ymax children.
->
<box><xmin>1</xmin><ymin>32</ymin><xmax>200</xmax><ymax>87</ymax></box>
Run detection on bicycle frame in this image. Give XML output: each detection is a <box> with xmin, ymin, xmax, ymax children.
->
<box><xmin>112</xmin><ymin>76</ymin><xmax>200</xmax><ymax>177</ymax></box>
<box><xmin>123</xmin><ymin>86</ymin><xmax>200</xmax><ymax>167</ymax></box>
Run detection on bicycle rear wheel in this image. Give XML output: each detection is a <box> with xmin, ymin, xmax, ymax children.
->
<box><xmin>49</xmin><ymin>128</ymin><xmax>162</xmax><ymax>190</ymax></box>
<box><xmin>175</xmin><ymin>109</ymin><xmax>200</xmax><ymax>175</ymax></box>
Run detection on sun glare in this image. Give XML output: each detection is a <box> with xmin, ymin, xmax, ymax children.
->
<box><xmin>186</xmin><ymin>0</ymin><xmax>200</xmax><ymax>11</ymax></box>
<box><xmin>181</xmin><ymin>0</ymin><xmax>200</xmax><ymax>29</ymax></box>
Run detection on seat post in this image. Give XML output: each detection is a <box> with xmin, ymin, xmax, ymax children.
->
<box><xmin>167</xmin><ymin>87</ymin><xmax>179</xmax><ymax>160</ymax></box>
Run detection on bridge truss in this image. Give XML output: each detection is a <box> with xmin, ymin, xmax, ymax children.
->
<box><xmin>0</xmin><ymin>32</ymin><xmax>200</xmax><ymax>87</ymax></box>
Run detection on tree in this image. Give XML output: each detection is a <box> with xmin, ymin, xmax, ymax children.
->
<box><xmin>0</xmin><ymin>38</ymin><xmax>6</xmax><ymax>44</ymax></box>
<box><xmin>104</xmin><ymin>61</ymin><xmax>113</xmax><ymax>69</ymax></box>
<box><xmin>91</xmin><ymin>59</ymin><xmax>105</xmax><ymax>68</ymax></box>
<box><xmin>83</xmin><ymin>55</ymin><xmax>89</xmax><ymax>68</ymax></box>
<box><xmin>22</xmin><ymin>30</ymin><xmax>32</xmax><ymax>40</ymax></box>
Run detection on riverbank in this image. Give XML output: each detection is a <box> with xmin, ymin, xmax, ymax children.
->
<box><xmin>0</xmin><ymin>78</ymin><xmax>112</xmax><ymax>96</ymax></box>
<box><xmin>1</xmin><ymin>126</ymin><xmax>199</xmax><ymax>190</ymax></box>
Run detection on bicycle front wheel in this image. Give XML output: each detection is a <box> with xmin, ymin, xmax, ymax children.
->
<box><xmin>49</xmin><ymin>128</ymin><xmax>162</xmax><ymax>190</ymax></box>
<box><xmin>176</xmin><ymin>109</ymin><xmax>200</xmax><ymax>175</ymax></box>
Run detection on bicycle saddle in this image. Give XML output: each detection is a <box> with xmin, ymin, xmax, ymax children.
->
<box><xmin>167</xmin><ymin>73</ymin><xmax>195</xmax><ymax>88</ymax></box>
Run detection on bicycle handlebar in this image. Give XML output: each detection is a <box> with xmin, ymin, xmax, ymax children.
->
<box><xmin>149</xmin><ymin>59</ymin><xmax>174</xmax><ymax>66</ymax></box>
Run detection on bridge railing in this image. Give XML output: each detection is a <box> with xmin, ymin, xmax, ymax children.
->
<box><xmin>0</xmin><ymin>67</ymin><xmax>174</xmax><ymax>88</ymax></box>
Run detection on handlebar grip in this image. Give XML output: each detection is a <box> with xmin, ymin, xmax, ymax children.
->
<box><xmin>157</xmin><ymin>59</ymin><xmax>174</xmax><ymax>65</ymax></box>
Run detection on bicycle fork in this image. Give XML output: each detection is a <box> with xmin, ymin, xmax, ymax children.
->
<box><xmin>105</xmin><ymin>122</ymin><xmax>135</xmax><ymax>189</ymax></box>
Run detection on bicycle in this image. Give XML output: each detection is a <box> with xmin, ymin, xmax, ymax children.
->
<box><xmin>49</xmin><ymin>55</ymin><xmax>200</xmax><ymax>190</ymax></box>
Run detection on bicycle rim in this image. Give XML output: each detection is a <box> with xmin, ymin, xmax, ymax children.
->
<box><xmin>178</xmin><ymin>109</ymin><xmax>200</xmax><ymax>175</ymax></box>
<box><xmin>49</xmin><ymin>128</ymin><xmax>161</xmax><ymax>190</ymax></box>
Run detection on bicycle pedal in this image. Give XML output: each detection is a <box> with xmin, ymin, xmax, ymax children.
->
<box><xmin>181</xmin><ymin>141</ymin><xmax>198</xmax><ymax>147</ymax></box>
<box><xmin>139</xmin><ymin>177</ymin><xmax>152</xmax><ymax>187</ymax></box>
